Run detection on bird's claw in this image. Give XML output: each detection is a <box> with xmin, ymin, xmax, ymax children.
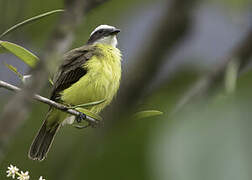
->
<box><xmin>76</xmin><ymin>112</ymin><xmax>86</xmax><ymax>123</ymax></box>
<box><xmin>75</xmin><ymin>112</ymin><xmax>103</xmax><ymax>129</ymax></box>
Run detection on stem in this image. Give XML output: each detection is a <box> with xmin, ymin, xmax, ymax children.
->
<box><xmin>0</xmin><ymin>80</ymin><xmax>97</xmax><ymax>124</ymax></box>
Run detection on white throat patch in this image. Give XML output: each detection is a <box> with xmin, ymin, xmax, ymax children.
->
<box><xmin>94</xmin><ymin>35</ymin><xmax>118</xmax><ymax>47</ymax></box>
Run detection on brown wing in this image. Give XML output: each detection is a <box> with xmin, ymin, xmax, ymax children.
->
<box><xmin>50</xmin><ymin>45</ymin><xmax>95</xmax><ymax>101</ymax></box>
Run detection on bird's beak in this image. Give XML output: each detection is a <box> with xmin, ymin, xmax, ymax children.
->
<box><xmin>110</xmin><ymin>29</ymin><xmax>121</xmax><ymax>35</ymax></box>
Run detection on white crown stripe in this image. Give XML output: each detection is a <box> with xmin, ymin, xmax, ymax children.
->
<box><xmin>90</xmin><ymin>25</ymin><xmax>116</xmax><ymax>36</ymax></box>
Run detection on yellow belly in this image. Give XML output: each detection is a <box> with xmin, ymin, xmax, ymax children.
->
<box><xmin>60</xmin><ymin>44</ymin><xmax>122</xmax><ymax>114</ymax></box>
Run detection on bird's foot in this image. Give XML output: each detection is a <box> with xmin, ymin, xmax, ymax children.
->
<box><xmin>74</xmin><ymin>112</ymin><xmax>89</xmax><ymax>129</ymax></box>
<box><xmin>76</xmin><ymin>112</ymin><xmax>86</xmax><ymax>123</ymax></box>
<box><xmin>74</xmin><ymin>112</ymin><xmax>103</xmax><ymax>129</ymax></box>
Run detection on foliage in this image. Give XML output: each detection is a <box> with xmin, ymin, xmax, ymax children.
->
<box><xmin>0</xmin><ymin>9</ymin><xmax>64</xmax><ymax>39</ymax></box>
<box><xmin>131</xmin><ymin>110</ymin><xmax>163</xmax><ymax>120</ymax></box>
<box><xmin>0</xmin><ymin>40</ymin><xmax>39</xmax><ymax>67</ymax></box>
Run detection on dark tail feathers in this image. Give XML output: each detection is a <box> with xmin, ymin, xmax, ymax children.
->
<box><xmin>28</xmin><ymin>121</ymin><xmax>59</xmax><ymax>161</ymax></box>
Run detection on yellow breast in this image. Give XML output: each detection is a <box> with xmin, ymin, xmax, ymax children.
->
<box><xmin>61</xmin><ymin>43</ymin><xmax>122</xmax><ymax>114</ymax></box>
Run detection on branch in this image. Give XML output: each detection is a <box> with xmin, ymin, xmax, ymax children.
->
<box><xmin>173</xmin><ymin>28</ymin><xmax>252</xmax><ymax>113</ymax></box>
<box><xmin>0</xmin><ymin>80</ymin><xmax>97</xmax><ymax>124</ymax></box>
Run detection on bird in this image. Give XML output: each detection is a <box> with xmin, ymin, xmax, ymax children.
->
<box><xmin>28</xmin><ymin>25</ymin><xmax>122</xmax><ymax>161</ymax></box>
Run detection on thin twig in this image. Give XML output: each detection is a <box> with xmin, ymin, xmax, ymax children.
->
<box><xmin>0</xmin><ymin>9</ymin><xmax>64</xmax><ymax>39</ymax></box>
<box><xmin>0</xmin><ymin>80</ymin><xmax>97</xmax><ymax>124</ymax></box>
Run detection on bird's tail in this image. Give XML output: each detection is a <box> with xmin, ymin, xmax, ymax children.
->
<box><xmin>28</xmin><ymin>118</ymin><xmax>60</xmax><ymax>161</ymax></box>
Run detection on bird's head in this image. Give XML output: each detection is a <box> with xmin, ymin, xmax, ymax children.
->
<box><xmin>87</xmin><ymin>25</ymin><xmax>120</xmax><ymax>47</ymax></box>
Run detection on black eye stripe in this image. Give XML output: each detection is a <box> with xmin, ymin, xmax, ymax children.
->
<box><xmin>95</xmin><ymin>29</ymin><xmax>114</xmax><ymax>35</ymax></box>
<box><xmin>96</xmin><ymin>30</ymin><xmax>104</xmax><ymax>34</ymax></box>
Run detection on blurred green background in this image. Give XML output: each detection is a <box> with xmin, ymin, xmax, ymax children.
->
<box><xmin>0</xmin><ymin>0</ymin><xmax>252</xmax><ymax>179</ymax></box>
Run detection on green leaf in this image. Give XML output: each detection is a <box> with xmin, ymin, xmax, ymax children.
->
<box><xmin>0</xmin><ymin>9</ymin><xmax>64</xmax><ymax>38</ymax></box>
<box><xmin>132</xmin><ymin>110</ymin><xmax>163</xmax><ymax>120</ymax></box>
<box><xmin>4</xmin><ymin>63</ymin><xmax>23</xmax><ymax>79</ymax></box>
<box><xmin>0</xmin><ymin>40</ymin><xmax>39</xmax><ymax>67</ymax></box>
<box><xmin>71</xmin><ymin>99</ymin><xmax>106</xmax><ymax>109</ymax></box>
